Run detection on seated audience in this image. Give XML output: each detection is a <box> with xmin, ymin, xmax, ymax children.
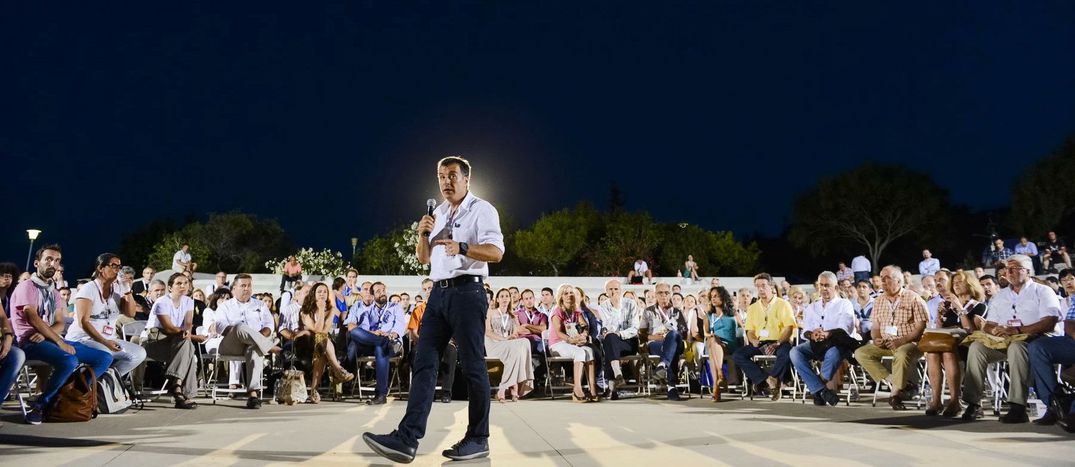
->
<box><xmin>733</xmin><ymin>273</ymin><xmax>797</xmax><ymax>400</ymax></box>
<box><xmin>641</xmin><ymin>281</ymin><xmax>687</xmax><ymax>401</ymax></box>
<box><xmin>143</xmin><ymin>273</ymin><xmax>200</xmax><ymax>409</ymax></box>
<box><xmin>213</xmin><ymin>274</ymin><xmax>281</xmax><ymax>409</ymax></box>
<box><xmin>627</xmin><ymin>258</ymin><xmax>653</xmax><ymax>285</ymax></box>
<box><xmin>1043</xmin><ymin>231</ymin><xmax>1072</xmax><ymax>273</ymax></box>
<box><xmin>549</xmin><ymin>284</ymin><xmax>599</xmax><ymax>402</ymax></box>
<box><xmin>515</xmin><ymin>288</ymin><xmax>548</xmax><ymax>389</ymax></box>
<box><xmin>485</xmin><ymin>288</ymin><xmax>534</xmax><ymax>402</ymax></box>
<box><xmin>67</xmin><ymin>253</ymin><xmax>146</xmax><ymax>378</ymax></box>
<box><xmin>599</xmin><ymin>279</ymin><xmax>641</xmax><ymax>400</ymax></box>
<box><xmin>1028</xmin><ymin>292</ymin><xmax>1075</xmax><ymax>429</ymax></box>
<box><xmin>703</xmin><ymin>286</ymin><xmax>739</xmax><ymax>402</ymax></box>
<box><xmin>853</xmin><ymin>280</ymin><xmax>875</xmax><ymax>341</ymax></box>
<box><xmin>854</xmin><ymin>265</ymin><xmax>928</xmax><ymax>411</ymax></box>
<box><xmin>790</xmin><ymin>271</ymin><xmax>856</xmax><ymax>406</ymax></box>
<box><xmin>962</xmin><ymin>255</ymin><xmax>1061</xmax><ymax>423</ymax></box>
<box><xmin>12</xmin><ymin>245</ymin><xmax>112</xmax><ymax>424</ymax></box>
<box><xmin>296</xmin><ymin>283</ymin><xmax>354</xmax><ymax>403</ymax></box>
<box><xmin>924</xmin><ymin>271</ymin><xmax>985</xmax><ymax>417</ymax></box>
<box><xmin>345</xmin><ymin>281</ymin><xmax>405</xmax><ymax>405</ymax></box>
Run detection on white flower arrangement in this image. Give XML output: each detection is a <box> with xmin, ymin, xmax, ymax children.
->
<box><xmin>396</xmin><ymin>222</ymin><xmax>429</xmax><ymax>275</ymax></box>
<box><xmin>265</xmin><ymin>247</ymin><xmax>349</xmax><ymax>277</ymax></box>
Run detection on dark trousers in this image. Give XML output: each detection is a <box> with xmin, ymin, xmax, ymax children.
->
<box><xmin>602</xmin><ymin>334</ymin><xmax>638</xmax><ymax>380</ymax></box>
<box><xmin>526</xmin><ymin>338</ymin><xmax>546</xmax><ymax>382</ymax></box>
<box><xmin>397</xmin><ymin>281</ymin><xmax>488</xmax><ymax>447</ymax></box>
<box><xmin>348</xmin><ymin>328</ymin><xmax>397</xmax><ymax>396</ymax></box>
<box><xmin>1029</xmin><ymin>336</ymin><xmax>1075</xmax><ymax>412</ymax></box>
<box><xmin>733</xmin><ymin>341</ymin><xmax>793</xmax><ymax>385</ymax></box>
<box><xmin>646</xmin><ymin>330</ymin><xmax>684</xmax><ymax>385</ymax></box>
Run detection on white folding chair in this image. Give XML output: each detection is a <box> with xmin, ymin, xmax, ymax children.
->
<box><xmin>122</xmin><ymin>320</ymin><xmax>168</xmax><ymax>399</ymax></box>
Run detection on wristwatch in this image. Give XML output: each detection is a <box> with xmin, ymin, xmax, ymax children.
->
<box><xmin>458</xmin><ymin>242</ymin><xmax>469</xmax><ymax>257</ymax></box>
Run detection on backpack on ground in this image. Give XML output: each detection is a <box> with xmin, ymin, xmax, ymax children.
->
<box><xmin>46</xmin><ymin>365</ymin><xmax>99</xmax><ymax>423</ymax></box>
<box><xmin>96</xmin><ymin>368</ymin><xmax>134</xmax><ymax>414</ymax></box>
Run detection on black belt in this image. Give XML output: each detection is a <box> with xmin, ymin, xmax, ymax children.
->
<box><xmin>435</xmin><ymin>275</ymin><xmax>482</xmax><ymax>288</ymax></box>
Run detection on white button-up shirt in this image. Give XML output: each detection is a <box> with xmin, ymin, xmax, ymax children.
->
<box><xmin>599</xmin><ymin>295</ymin><xmax>642</xmax><ymax>339</ymax></box>
<box><xmin>428</xmin><ymin>191</ymin><xmax>504</xmax><ymax>281</ymax></box>
<box><xmin>985</xmin><ymin>281</ymin><xmax>1062</xmax><ymax>334</ymax></box>
<box><xmin>213</xmin><ymin>297</ymin><xmax>274</xmax><ymax>335</ymax></box>
<box><xmin>279</xmin><ymin>302</ymin><xmax>301</xmax><ymax>332</ymax></box>
<box><xmin>801</xmin><ymin>297</ymin><xmax>855</xmax><ymax>335</ymax></box>
<box><xmin>919</xmin><ymin>258</ymin><xmax>940</xmax><ymax>276</ymax></box>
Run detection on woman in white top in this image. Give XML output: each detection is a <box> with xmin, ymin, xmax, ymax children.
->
<box><xmin>484</xmin><ymin>288</ymin><xmax>534</xmax><ymax>402</ymax></box>
<box><xmin>143</xmin><ymin>273</ymin><xmax>200</xmax><ymax>409</ymax></box>
<box><xmin>68</xmin><ymin>253</ymin><xmax>146</xmax><ymax>377</ymax></box>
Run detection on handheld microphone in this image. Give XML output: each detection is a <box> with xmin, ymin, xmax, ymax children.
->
<box><xmin>422</xmin><ymin>199</ymin><xmax>436</xmax><ymax>237</ymax></box>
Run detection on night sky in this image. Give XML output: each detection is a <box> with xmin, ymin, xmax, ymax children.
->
<box><xmin>3</xmin><ymin>2</ymin><xmax>1075</xmax><ymax>271</ymax></box>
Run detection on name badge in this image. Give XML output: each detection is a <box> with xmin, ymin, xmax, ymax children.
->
<box><xmin>884</xmin><ymin>326</ymin><xmax>899</xmax><ymax>336</ymax></box>
<box><xmin>103</xmin><ymin>324</ymin><xmax>116</xmax><ymax>337</ymax></box>
<box><xmin>758</xmin><ymin>329</ymin><xmax>770</xmax><ymax>338</ymax></box>
<box><xmin>1007</xmin><ymin>319</ymin><xmax>1024</xmax><ymax>328</ymax></box>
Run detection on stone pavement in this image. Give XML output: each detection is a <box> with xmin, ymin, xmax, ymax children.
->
<box><xmin>1</xmin><ymin>393</ymin><xmax>1072</xmax><ymax>466</ymax></box>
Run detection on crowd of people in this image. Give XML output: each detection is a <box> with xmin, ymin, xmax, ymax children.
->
<box><xmin>1</xmin><ymin>238</ymin><xmax>1073</xmax><ymax>434</ymax></box>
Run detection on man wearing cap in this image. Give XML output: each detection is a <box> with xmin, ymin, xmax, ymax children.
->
<box><xmin>363</xmin><ymin>156</ymin><xmax>504</xmax><ymax>463</ymax></box>
<box><xmin>962</xmin><ymin>254</ymin><xmax>1061</xmax><ymax>423</ymax></box>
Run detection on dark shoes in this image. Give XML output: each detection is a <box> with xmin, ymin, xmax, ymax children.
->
<box><xmin>246</xmin><ymin>397</ymin><xmax>262</xmax><ymax>409</ymax></box>
<box><xmin>438</xmin><ymin>391</ymin><xmax>452</xmax><ymax>404</ymax></box>
<box><xmin>667</xmin><ymin>388</ymin><xmax>682</xmax><ymax>401</ymax></box>
<box><xmin>817</xmin><ymin>389</ymin><xmax>839</xmax><ymax>407</ymax></box>
<box><xmin>961</xmin><ymin>404</ymin><xmax>983</xmax><ymax>422</ymax></box>
<box><xmin>363</xmin><ymin>431</ymin><xmax>417</xmax><ymax>464</ymax></box>
<box><xmin>752</xmin><ymin>382</ymin><xmax>770</xmax><ymax>398</ymax></box>
<box><xmin>24</xmin><ymin>404</ymin><xmax>44</xmax><ymax>425</ymax></box>
<box><xmin>442</xmin><ymin>437</ymin><xmax>490</xmax><ymax>461</ymax></box>
<box><xmin>367</xmin><ymin>394</ymin><xmax>388</xmax><ymax>405</ymax></box>
<box><xmin>999</xmin><ymin>404</ymin><xmax>1029</xmax><ymax>424</ymax></box>
<box><xmin>1033</xmin><ymin>409</ymin><xmax>1059</xmax><ymax>426</ymax></box>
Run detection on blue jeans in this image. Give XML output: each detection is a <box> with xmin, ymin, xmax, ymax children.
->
<box><xmin>348</xmin><ymin>327</ymin><xmax>398</xmax><ymax>396</ymax></box>
<box><xmin>0</xmin><ymin>345</ymin><xmax>26</xmax><ymax>401</ymax></box>
<box><xmin>647</xmin><ymin>330</ymin><xmax>685</xmax><ymax>386</ymax></box>
<box><xmin>790</xmin><ymin>340</ymin><xmax>846</xmax><ymax>394</ymax></box>
<box><xmin>397</xmin><ymin>280</ymin><xmax>489</xmax><ymax>447</ymax></box>
<box><xmin>1028</xmin><ymin>336</ymin><xmax>1075</xmax><ymax>413</ymax></box>
<box><xmin>733</xmin><ymin>341</ymin><xmax>792</xmax><ymax>385</ymax></box>
<box><xmin>21</xmin><ymin>340</ymin><xmax>112</xmax><ymax>406</ymax></box>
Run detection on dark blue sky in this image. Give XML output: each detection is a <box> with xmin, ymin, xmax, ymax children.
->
<box><xmin>3</xmin><ymin>2</ymin><xmax>1074</xmax><ymax>271</ymax></box>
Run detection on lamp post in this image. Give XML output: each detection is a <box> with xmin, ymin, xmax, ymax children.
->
<box><xmin>25</xmin><ymin>229</ymin><xmax>42</xmax><ymax>272</ymax></box>
<box><xmin>351</xmin><ymin>237</ymin><xmax>359</xmax><ymax>259</ymax></box>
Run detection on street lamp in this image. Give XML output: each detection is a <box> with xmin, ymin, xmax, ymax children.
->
<box><xmin>351</xmin><ymin>237</ymin><xmax>359</xmax><ymax>258</ymax></box>
<box><xmin>25</xmin><ymin>229</ymin><xmax>41</xmax><ymax>272</ymax></box>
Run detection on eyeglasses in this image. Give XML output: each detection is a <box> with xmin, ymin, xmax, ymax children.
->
<box><xmin>107</xmin><ymin>264</ymin><xmax>122</xmax><ymax>270</ymax></box>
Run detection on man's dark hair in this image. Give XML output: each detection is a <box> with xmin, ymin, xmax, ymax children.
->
<box><xmin>234</xmin><ymin>273</ymin><xmax>253</xmax><ymax>282</ymax></box>
<box><xmin>508</xmin><ymin>286</ymin><xmax>519</xmax><ymax>292</ymax></box>
<box><xmin>753</xmin><ymin>272</ymin><xmax>773</xmax><ymax>284</ymax></box>
<box><xmin>1046</xmin><ymin>276</ymin><xmax>1060</xmax><ymax>285</ymax></box>
<box><xmin>400</xmin><ymin>292</ymin><xmax>410</xmax><ymax>299</ymax></box>
<box><xmin>35</xmin><ymin>244</ymin><xmax>62</xmax><ymax>260</ymax></box>
<box><xmin>438</xmin><ymin>156</ymin><xmax>471</xmax><ymax>177</ymax></box>
<box><xmin>979</xmin><ymin>274</ymin><xmax>996</xmax><ymax>283</ymax></box>
<box><xmin>1059</xmin><ymin>269</ymin><xmax>1074</xmax><ymax>280</ymax></box>
<box><xmin>541</xmin><ymin>287</ymin><xmax>554</xmax><ymax>295</ymax></box>
<box><xmin>854</xmin><ymin>280</ymin><xmax>872</xmax><ymax>288</ymax></box>
<box><xmin>370</xmin><ymin>281</ymin><xmax>386</xmax><ymax>292</ymax></box>
<box><xmin>421</xmin><ymin>278</ymin><xmax>433</xmax><ymax>285</ymax></box>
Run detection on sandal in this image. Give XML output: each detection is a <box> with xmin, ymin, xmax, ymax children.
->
<box><xmin>496</xmin><ymin>390</ymin><xmax>506</xmax><ymax>404</ymax></box>
<box><xmin>170</xmin><ymin>382</ymin><xmax>197</xmax><ymax>409</ymax></box>
<box><xmin>310</xmin><ymin>390</ymin><xmax>321</xmax><ymax>404</ymax></box>
<box><xmin>942</xmin><ymin>400</ymin><xmax>963</xmax><ymax>418</ymax></box>
<box><xmin>571</xmin><ymin>390</ymin><xmax>589</xmax><ymax>403</ymax></box>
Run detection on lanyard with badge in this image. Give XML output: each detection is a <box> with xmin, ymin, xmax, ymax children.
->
<box><xmin>757</xmin><ymin>300</ymin><xmax>776</xmax><ymax>339</ymax></box>
<box><xmin>883</xmin><ymin>297</ymin><xmax>902</xmax><ymax>337</ymax></box>
<box><xmin>1001</xmin><ymin>290</ymin><xmax>1019</xmax><ymax>327</ymax></box>
<box><xmin>94</xmin><ymin>281</ymin><xmax>119</xmax><ymax>338</ymax></box>
<box><xmin>498</xmin><ymin>311</ymin><xmax>511</xmax><ymax>338</ymax></box>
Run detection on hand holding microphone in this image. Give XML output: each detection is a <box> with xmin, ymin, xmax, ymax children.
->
<box><xmin>420</xmin><ymin>199</ymin><xmax>436</xmax><ymax>237</ymax></box>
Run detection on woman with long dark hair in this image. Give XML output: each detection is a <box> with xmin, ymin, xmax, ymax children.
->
<box><xmin>485</xmin><ymin>288</ymin><xmax>534</xmax><ymax>402</ymax></box>
<box><xmin>67</xmin><ymin>253</ymin><xmax>147</xmax><ymax>377</ymax></box>
<box><xmin>704</xmin><ymin>286</ymin><xmax>739</xmax><ymax>402</ymax></box>
<box><xmin>143</xmin><ymin>273</ymin><xmax>200</xmax><ymax>409</ymax></box>
<box><xmin>297</xmin><ymin>282</ymin><xmax>353</xmax><ymax>403</ymax></box>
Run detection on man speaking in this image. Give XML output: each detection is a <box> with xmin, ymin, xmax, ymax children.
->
<box><xmin>363</xmin><ymin>156</ymin><xmax>504</xmax><ymax>463</ymax></box>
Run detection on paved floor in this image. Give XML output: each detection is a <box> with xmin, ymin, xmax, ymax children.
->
<box><xmin>1</xmin><ymin>392</ymin><xmax>1072</xmax><ymax>466</ymax></box>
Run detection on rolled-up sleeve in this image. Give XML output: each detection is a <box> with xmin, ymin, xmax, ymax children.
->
<box><xmin>475</xmin><ymin>202</ymin><xmax>505</xmax><ymax>253</ymax></box>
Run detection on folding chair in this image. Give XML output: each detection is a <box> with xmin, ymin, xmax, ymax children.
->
<box><xmin>542</xmin><ymin>331</ymin><xmax>577</xmax><ymax>399</ymax></box>
<box><xmin>350</xmin><ymin>355</ymin><xmax>402</xmax><ymax>400</ymax></box>
<box><xmin>122</xmin><ymin>320</ymin><xmax>168</xmax><ymax>400</ymax></box>
<box><xmin>15</xmin><ymin>360</ymin><xmax>48</xmax><ymax>417</ymax></box>
<box><xmin>869</xmin><ymin>356</ymin><xmax>925</xmax><ymax>409</ymax></box>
